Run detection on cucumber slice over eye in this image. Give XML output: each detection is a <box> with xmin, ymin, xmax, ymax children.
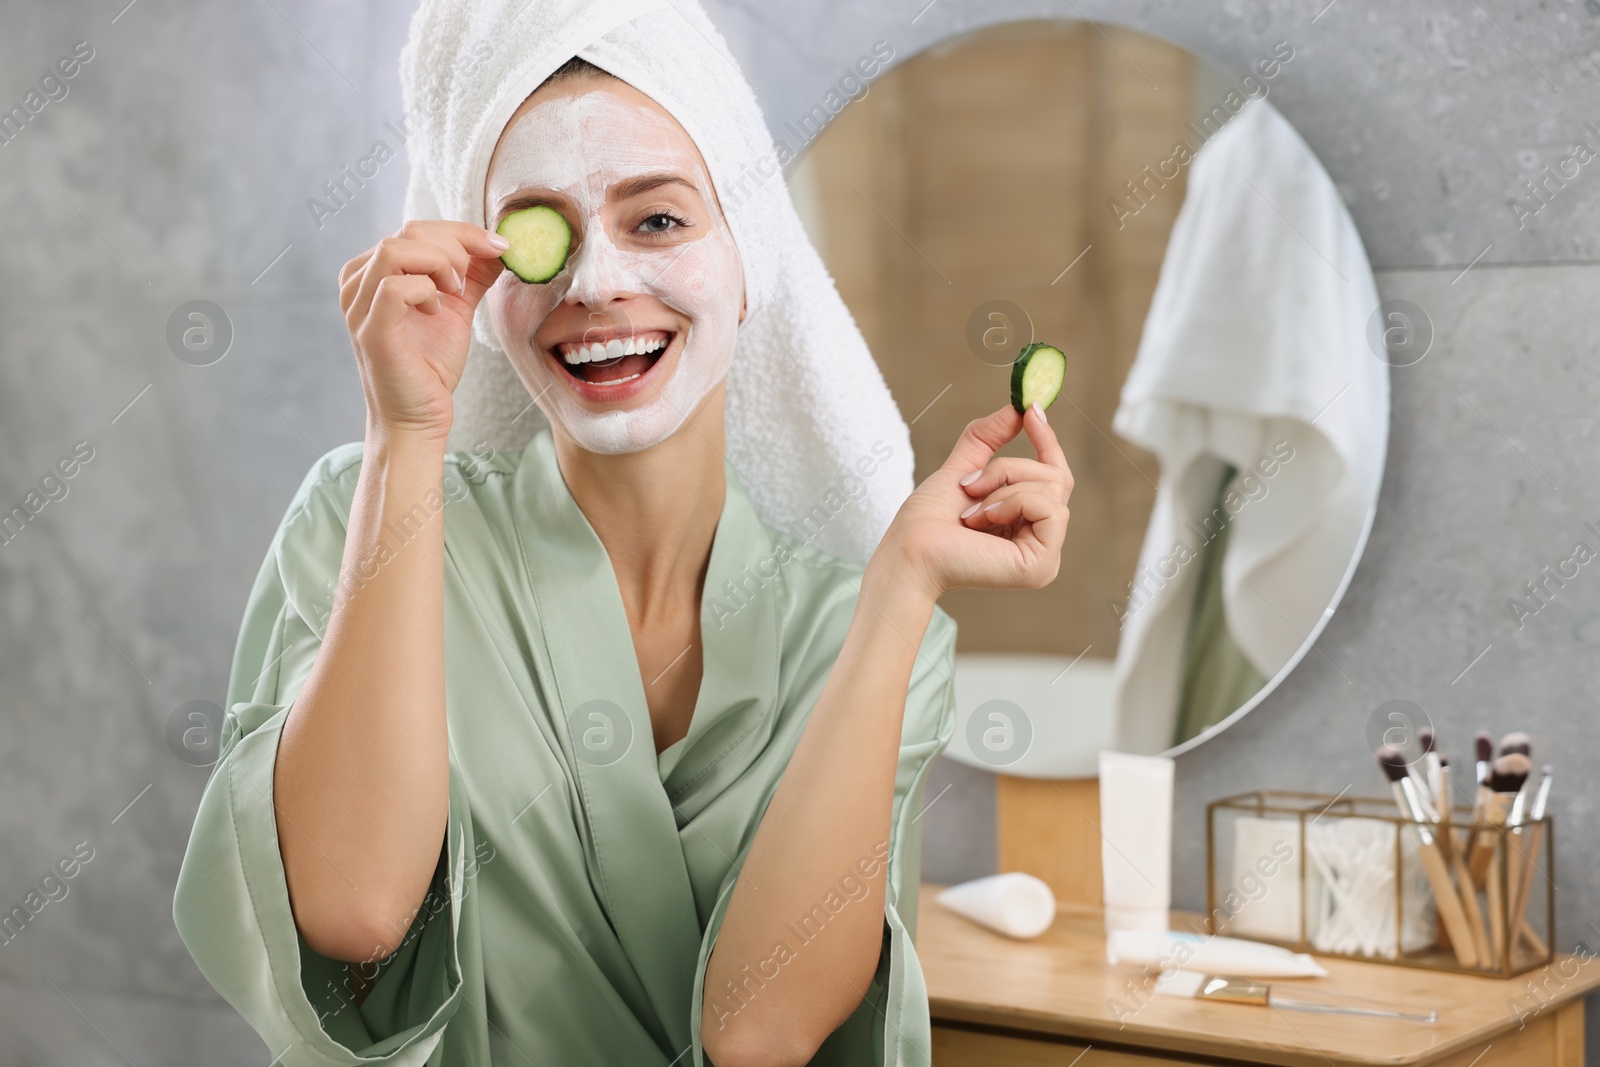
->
<box><xmin>1010</xmin><ymin>342</ymin><xmax>1066</xmax><ymax>414</ymax></box>
<box><xmin>496</xmin><ymin>205</ymin><xmax>572</xmax><ymax>284</ymax></box>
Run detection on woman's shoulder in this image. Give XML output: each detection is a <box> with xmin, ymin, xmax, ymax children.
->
<box><xmin>277</xmin><ymin>441</ymin><xmax>521</xmax><ymax>521</ymax></box>
<box><xmin>751</xmin><ymin>523</ymin><xmax>863</xmax><ymax>619</ymax></box>
<box><xmin>765</xmin><ymin>525</ymin><xmax>865</xmax><ymax>582</ymax></box>
<box><xmin>756</xmin><ymin>523</ymin><xmax>958</xmax><ymax>651</ymax></box>
<box><xmin>259</xmin><ymin>440</ymin><xmax>526</xmax><ymax>588</ymax></box>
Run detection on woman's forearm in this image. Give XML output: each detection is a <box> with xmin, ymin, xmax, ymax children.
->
<box><xmin>272</xmin><ymin>424</ymin><xmax>451</xmax><ymax>964</ymax></box>
<box><xmin>702</xmin><ymin>402</ymin><xmax>1069</xmax><ymax>1062</ymax></box>
<box><xmin>701</xmin><ymin>559</ymin><xmax>937</xmax><ymax>1067</ymax></box>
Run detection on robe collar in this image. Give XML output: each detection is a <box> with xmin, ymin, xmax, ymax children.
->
<box><xmin>508</xmin><ymin>425</ymin><xmax>782</xmax><ymax>1052</ymax></box>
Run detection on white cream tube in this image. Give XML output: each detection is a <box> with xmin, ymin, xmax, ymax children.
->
<box><xmin>935</xmin><ymin>873</ymin><xmax>1057</xmax><ymax>940</ymax></box>
<box><xmin>1098</xmin><ymin>750</ymin><xmax>1174</xmax><ymax>933</ymax></box>
<box><xmin>1109</xmin><ymin>930</ymin><xmax>1328</xmax><ymax>978</ymax></box>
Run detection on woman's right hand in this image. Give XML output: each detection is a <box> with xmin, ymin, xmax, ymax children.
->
<box><xmin>338</xmin><ymin>220</ymin><xmax>509</xmax><ymax>441</ymax></box>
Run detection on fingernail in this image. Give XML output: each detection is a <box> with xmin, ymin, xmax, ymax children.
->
<box><xmin>960</xmin><ymin>502</ymin><xmax>982</xmax><ymax>519</ymax></box>
<box><xmin>487</xmin><ymin>233</ymin><xmax>511</xmax><ymax>251</ymax></box>
<box><xmin>983</xmin><ymin>499</ymin><xmax>1004</xmax><ymax>512</ymax></box>
<box><xmin>452</xmin><ymin>269</ymin><xmax>465</xmax><ymax>294</ymax></box>
<box><xmin>1031</xmin><ymin>401</ymin><xmax>1047</xmax><ymax>424</ymax></box>
<box><xmin>959</xmin><ymin>469</ymin><xmax>982</xmax><ymax>487</ymax></box>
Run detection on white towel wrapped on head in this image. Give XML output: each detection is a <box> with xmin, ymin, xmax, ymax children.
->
<box><xmin>398</xmin><ymin>0</ymin><xmax>914</xmax><ymax>565</ymax></box>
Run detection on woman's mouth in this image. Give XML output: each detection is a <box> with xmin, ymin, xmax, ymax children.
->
<box><xmin>553</xmin><ymin>329</ymin><xmax>673</xmax><ymax>387</ymax></box>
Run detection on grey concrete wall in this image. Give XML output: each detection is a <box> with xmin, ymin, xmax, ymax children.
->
<box><xmin>0</xmin><ymin>0</ymin><xmax>1592</xmax><ymax>1062</ymax></box>
<box><xmin>0</xmin><ymin>0</ymin><xmax>402</xmax><ymax>1061</ymax></box>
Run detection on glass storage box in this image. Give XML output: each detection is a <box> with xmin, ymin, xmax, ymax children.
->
<box><xmin>1206</xmin><ymin>790</ymin><xmax>1553</xmax><ymax>978</ymax></box>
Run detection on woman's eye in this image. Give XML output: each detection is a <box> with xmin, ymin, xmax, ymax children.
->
<box><xmin>637</xmin><ymin>212</ymin><xmax>687</xmax><ymax>236</ymax></box>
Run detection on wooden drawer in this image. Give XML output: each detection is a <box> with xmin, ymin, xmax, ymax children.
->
<box><xmin>932</xmin><ymin>1000</ymin><xmax>1584</xmax><ymax>1066</ymax></box>
<box><xmin>932</xmin><ymin>1026</ymin><xmax>1215</xmax><ymax>1066</ymax></box>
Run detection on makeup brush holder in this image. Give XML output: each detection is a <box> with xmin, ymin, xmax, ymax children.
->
<box><xmin>1206</xmin><ymin>791</ymin><xmax>1554</xmax><ymax>978</ymax></box>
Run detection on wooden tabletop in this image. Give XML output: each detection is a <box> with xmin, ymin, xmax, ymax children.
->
<box><xmin>916</xmin><ymin>884</ymin><xmax>1599</xmax><ymax>1066</ymax></box>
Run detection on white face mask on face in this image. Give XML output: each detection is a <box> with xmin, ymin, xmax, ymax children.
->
<box><xmin>482</xmin><ymin>85</ymin><xmax>745</xmax><ymax>455</ymax></box>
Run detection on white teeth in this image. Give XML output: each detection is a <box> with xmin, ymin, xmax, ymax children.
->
<box><xmin>559</xmin><ymin>334</ymin><xmax>669</xmax><ymax>364</ymax></box>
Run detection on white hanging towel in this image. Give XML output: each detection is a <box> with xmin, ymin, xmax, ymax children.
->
<box><xmin>1111</xmin><ymin>97</ymin><xmax>1388</xmax><ymax>754</ymax></box>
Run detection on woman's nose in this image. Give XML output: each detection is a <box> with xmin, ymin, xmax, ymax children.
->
<box><xmin>564</xmin><ymin>219</ymin><xmax>635</xmax><ymax>310</ymax></box>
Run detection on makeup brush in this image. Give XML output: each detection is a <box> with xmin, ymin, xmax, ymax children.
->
<box><xmin>1425</xmin><ymin>749</ymin><xmax>1458</xmax><ymax>956</ymax></box>
<box><xmin>1530</xmin><ymin>764</ymin><xmax>1553</xmax><ymax>820</ymax></box>
<box><xmin>1155</xmin><ymin>971</ymin><xmax>1437</xmax><ymax>1023</ymax></box>
<box><xmin>1378</xmin><ymin>746</ymin><xmax>1478</xmax><ymax>968</ymax></box>
<box><xmin>1474</xmin><ymin>753</ymin><xmax>1530</xmax><ymax>970</ymax></box>
<box><xmin>1465</xmin><ymin>732</ymin><xmax>1495</xmax><ymax>873</ymax></box>
<box><xmin>1514</xmin><ymin>766</ymin><xmax>1555</xmax><ymax>912</ymax></box>
<box><xmin>1487</xmin><ymin>752</ymin><xmax>1531</xmax><ymax>795</ymax></box>
<box><xmin>1435</xmin><ymin>755</ymin><xmax>1466</xmax><ymax>866</ymax></box>
<box><xmin>1437</xmin><ymin>755</ymin><xmax>1468</xmax><ymax>860</ymax></box>
<box><xmin>1436</xmin><ymin>757</ymin><xmax>1490</xmax><ymax>964</ymax></box>
<box><xmin>1473</xmin><ymin>752</ymin><xmax>1531</xmax><ymax>879</ymax></box>
<box><xmin>1474</xmin><ymin>732</ymin><xmax>1494</xmax><ymax>787</ymax></box>
<box><xmin>1510</xmin><ymin>765</ymin><xmax>1554</xmax><ymax>960</ymax></box>
<box><xmin>1417</xmin><ymin>728</ymin><xmax>1443</xmax><ymax>817</ymax></box>
<box><xmin>1498</xmin><ymin>732</ymin><xmax>1531</xmax><ymax>758</ymax></box>
<box><xmin>1507</xmin><ymin>745</ymin><xmax>1539</xmax><ymax>832</ymax></box>
<box><xmin>1497</xmin><ymin>735</ymin><xmax>1536</xmax><ymax>809</ymax></box>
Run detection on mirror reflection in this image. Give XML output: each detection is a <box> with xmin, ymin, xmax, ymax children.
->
<box><xmin>791</xmin><ymin>20</ymin><xmax>1386</xmax><ymax>773</ymax></box>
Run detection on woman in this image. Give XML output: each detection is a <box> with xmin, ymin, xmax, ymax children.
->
<box><xmin>174</xmin><ymin>2</ymin><xmax>1071</xmax><ymax>1065</ymax></box>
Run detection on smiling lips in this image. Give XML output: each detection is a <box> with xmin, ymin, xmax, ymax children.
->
<box><xmin>552</xmin><ymin>328</ymin><xmax>673</xmax><ymax>386</ymax></box>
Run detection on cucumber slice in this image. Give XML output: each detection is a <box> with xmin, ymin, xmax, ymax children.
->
<box><xmin>1010</xmin><ymin>342</ymin><xmax>1066</xmax><ymax>413</ymax></box>
<box><xmin>497</xmin><ymin>205</ymin><xmax>572</xmax><ymax>283</ymax></box>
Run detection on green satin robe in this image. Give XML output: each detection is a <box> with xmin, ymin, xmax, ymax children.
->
<box><xmin>173</xmin><ymin>426</ymin><xmax>958</xmax><ymax>1066</ymax></box>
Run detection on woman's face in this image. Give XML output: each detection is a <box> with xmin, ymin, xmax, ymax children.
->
<box><xmin>482</xmin><ymin>77</ymin><xmax>745</xmax><ymax>455</ymax></box>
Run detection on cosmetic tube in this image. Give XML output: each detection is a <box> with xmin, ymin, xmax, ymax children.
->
<box><xmin>935</xmin><ymin>872</ymin><xmax>1057</xmax><ymax>939</ymax></box>
<box><xmin>1099</xmin><ymin>750</ymin><xmax>1173</xmax><ymax>933</ymax></box>
<box><xmin>1108</xmin><ymin>929</ymin><xmax>1328</xmax><ymax>978</ymax></box>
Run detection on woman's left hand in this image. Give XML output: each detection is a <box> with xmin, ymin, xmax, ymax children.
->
<box><xmin>874</xmin><ymin>403</ymin><xmax>1073</xmax><ymax>604</ymax></box>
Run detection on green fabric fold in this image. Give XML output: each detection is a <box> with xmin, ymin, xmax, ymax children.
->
<box><xmin>174</xmin><ymin>427</ymin><xmax>957</xmax><ymax>1065</ymax></box>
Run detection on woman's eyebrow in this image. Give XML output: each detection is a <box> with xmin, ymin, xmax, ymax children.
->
<box><xmin>492</xmin><ymin>190</ymin><xmax>569</xmax><ymax>220</ymax></box>
<box><xmin>610</xmin><ymin>171</ymin><xmax>696</xmax><ymax>201</ymax></box>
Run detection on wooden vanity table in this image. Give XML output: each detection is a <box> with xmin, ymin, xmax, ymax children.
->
<box><xmin>917</xmin><ymin>884</ymin><xmax>1597</xmax><ymax>1066</ymax></box>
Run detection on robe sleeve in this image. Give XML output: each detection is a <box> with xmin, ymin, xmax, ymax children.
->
<box><xmin>688</xmin><ymin>603</ymin><xmax>959</xmax><ymax>1067</ymax></box>
<box><xmin>173</xmin><ymin>445</ymin><xmax>467</xmax><ymax>1067</ymax></box>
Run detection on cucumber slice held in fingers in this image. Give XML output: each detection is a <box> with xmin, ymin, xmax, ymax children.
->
<box><xmin>496</xmin><ymin>205</ymin><xmax>572</xmax><ymax>283</ymax></box>
<box><xmin>1010</xmin><ymin>342</ymin><xmax>1066</xmax><ymax>414</ymax></box>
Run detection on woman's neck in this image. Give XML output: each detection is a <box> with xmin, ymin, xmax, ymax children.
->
<box><xmin>551</xmin><ymin>386</ymin><xmax>728</xmax><ymax>617</ymax></box>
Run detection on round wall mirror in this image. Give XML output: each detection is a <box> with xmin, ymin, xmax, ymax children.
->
<box><xmin>789</xmin><ymin>19</ymin><xmax>1388</xmax><ymax>775</ymax></box>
